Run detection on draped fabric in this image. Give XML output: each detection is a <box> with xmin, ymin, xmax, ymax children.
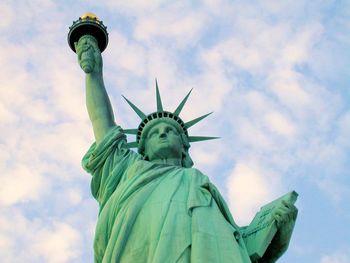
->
<box><xmin>82</xmin><ymin>126</ymin><xmax>252</xmax><ymax>263</ymax></box>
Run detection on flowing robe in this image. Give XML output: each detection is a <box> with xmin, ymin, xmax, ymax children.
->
<box><xmin>83</xmin><ymin>126</ymin><xmax>252</xmax><ymax>263</ymax></box>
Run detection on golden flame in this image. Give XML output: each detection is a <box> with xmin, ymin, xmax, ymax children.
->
<box><xmin>80</xmin><ymin>12</ymin><xmax>99</xmax><ymax>20</ymax></box>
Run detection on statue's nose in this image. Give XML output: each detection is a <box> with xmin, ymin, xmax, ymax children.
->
<box><xmin>159</xmin><ymin>129</ymin><xmax>167</xmax><ymax>138</ymax></box>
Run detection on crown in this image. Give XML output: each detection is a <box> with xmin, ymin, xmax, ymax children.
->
<box><xmin>123</xmin><ymin>80</ymin><xmax>218</xmax><ymax>150</ymax></box>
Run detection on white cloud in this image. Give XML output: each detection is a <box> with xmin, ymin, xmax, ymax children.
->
<box><xmin>336</xmin><ymin>111</ymin><xmax>350</xmax><ymax>148</ymax></box>
<box><xmin>321</xmin><ymin>251</ymin><xmax>350</xmax><ymax>263</ymax></box>
<box><xmin>91</xmin><ymin>0</ymin><xmax>165</xmax><ymax>13</ymax></box>
<box><xmin>0</xmin><ymin>165</ymin><xmax>47</xmax><ymax>206</ymax></box>
<box><xmin>0</xmin><ymin>208</ymin><xmax>82</xmax><ymax>263</ymax></box>
<box><xmin>257</xmin><ymin>0</ymin><xmax>305</xmax><ymax>16</ymax></box>
<box><xmin>191</xmin><ymin>140</ymin><xmax>223</xmax><ymax>170</ymax></box>
<box><xmin>134</xmin><ymin>9</ymin><xmax>206</xmax><ymax>47</ymax></box>
<box><xmin>0</xmin><ymin>2</ymin><xmax>13</xmax><ymax>29</ymax></box>
<box><xmin>0</xmin><ymin>101</ymin><xmax>18</xmax><ymax>123</ymax></box>
<box><xmin>267</xmin><ymin>69</ymin><xmax>311</xmax><ymax>110</ymax></box>
<box><xmin>264</xmin><ymin>111</ymin><xmax>297</xmax><ymax>137</ymax></box>
<box><xmin>66</xmin><ymin>188</ymin><xmax>83</xmax><ymax>206</ymax></box>
<box><xmin>235</xmin><ymin>117</ymin><xmax>273</xmax><ymax>151</ymax></box>
<box><xmin>106</xmin><ymin>31</ymin><xmax>146</xmax><ymax>76</ymax></box>
<box><xmin>31</xmin><ymin>222</ymin><xmax>82</xmax><ymax>263</ymax></box>
<box><xmin>227</xmin><ymin>161</ymin><xmax>282</xmax><ymax>225</ymax></box>
<box><xmin>23</xmin><ymin>99</ymin><xmax>54</xmax><ymax>124</ymax></box>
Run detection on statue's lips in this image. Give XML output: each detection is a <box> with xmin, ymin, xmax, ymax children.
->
<box><xmin>157</xmin><ymin>139</ymin><xmax>170</xmax><ymax>144</ymax></box>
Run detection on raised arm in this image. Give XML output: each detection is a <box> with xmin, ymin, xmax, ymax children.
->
<box><xmin>75</xmin><ymin>35</ymin><xmax>115</xmax><ymax>144</ymax></box>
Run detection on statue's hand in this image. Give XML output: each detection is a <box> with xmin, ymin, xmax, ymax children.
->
<box><xmin>258</xmin><ymin>201</ymin><xmax>298</xmax><ymax>263</ymax></box>
<box><xmin>273</xmin><ymin>200</ymin><xmax>298</xmax><ymax>238</ymax></box>
<box><xmin>74</xmin><ymin>35</ymin><xmax>103</xmax><ymax>74</ymax></box>
<box><xmin>265</xmin><ymin>200</ymin><xmax>298</xmax><ymax>262</ymax></box>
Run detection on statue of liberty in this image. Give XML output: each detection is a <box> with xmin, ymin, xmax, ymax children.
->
<box><xmin>70</xmin><ymin>14</ymin><xmax>297</xmax><ymax>263</ymax></box>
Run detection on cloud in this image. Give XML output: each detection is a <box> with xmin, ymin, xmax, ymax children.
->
<box><xmin>321</xmin><ymin>251</ymin><xmax>350</xmax><ymax>263</ymax></box>
<box><xmin>0</xmin><ymin>101</ymin><xmax>18</xmax><ymax>124</ymax></box>
<box><xmin>0</xmin><ymin>2</ymin><xmax>13</xmax><ymax>29</ymax></box>
<box><xmin>0</xmin><ymin>208</ymin><xmax>82</xmax><ymax>263</ymax></box>
<box><xmin>227</xmin><ymin>161</ymin><xmax>282</xmax><ymax>225</ymax></box>
<box><xmin>90</xmin><ymin>0</ymin><xmax>165</xmax><ymax>13</ymax></box>
<box><xmin>106</xmin><ymin>31</ymin><xmax>146</xmax><ymax>77</ymax></box>
<box><xmin>264</xmin><ymin>111</ymin><xmax>297</xmax><ymax>137</ymax></box>
<box><xmin>31</xmin><ymin>222</ymin><xmax>82</xmax><ymax>263</ymax></box>
<box><xmin>0</xmin><ymin>165</ymin><xmax>48</xmax><ymax>206</ymax></box>
<box><xmin>134</xmin><ymin>8</ymin><xmax>207</xmax><ymax>47</ymax></box>
<box><xmin>65</xmin><ymin>187</ymin><xmax>83</xmax><ymax>206</ymax></box>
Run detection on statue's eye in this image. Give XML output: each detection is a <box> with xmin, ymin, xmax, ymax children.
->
<box><xmin>164</xmin><ymin>126</ymin><xmax>172</xmax><ymax>133</ymax></box>
<box><xmin>148</xmin><ymin>129</ymin><xmax>158</xmax><ymax>138</ymax></box>
<box><xmin>166</xmin><ymin>127</ymin><xmax>177</xmax><ymax>135</ymax></box>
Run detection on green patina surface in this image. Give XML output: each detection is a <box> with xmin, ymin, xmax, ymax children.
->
<box><xmin>83</xmin><ymin>126</ymin><xmax>251</xmax><ymax>262</ymax></box>
<box><xmin>70</xmin><ymin>16</ymin><xmax>298</xmax><ymax>263</ymax></box>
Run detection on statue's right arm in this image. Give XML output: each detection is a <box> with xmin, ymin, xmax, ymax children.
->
<box><xmin>75</xmin><ymin>36</ymin><xmax>115</xmax><ymax>144</ymax></box>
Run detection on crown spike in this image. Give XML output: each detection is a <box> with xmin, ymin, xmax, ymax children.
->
<box><xmin>126</xmin><ymin>141</ymin><xmax>139</xmax><ymax>148</ymax></box>
<box><xmin>185</xmin><ymin>112</ymin><xmax>213</xmax><ymax>129</ymax></box>
<box><xmin>174</xmin><ymin>88</ymin><xmax>193</xmax><ymax>116</ymax></box>
<box><xmin>188</xmin><ymin>136</ymin><xmax>219</xmax><ymax>143</ymax></box>
<box><xmin>155</xmin><ymin>79</ymin><xmax>163</xmax><ymax>112</ymax></box>
<box><xmin>122</xmin><ymin>95</ymin><xmax>147</xmax><ymax>120</ymax></box>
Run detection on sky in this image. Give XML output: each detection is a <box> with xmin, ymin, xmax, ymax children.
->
<box><xmin>0</xmin><ymin>0</ymin><xmax>349</xmax><ymax>262</ymax></box>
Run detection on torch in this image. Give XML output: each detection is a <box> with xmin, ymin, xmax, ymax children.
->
<box><xmin>68</xmin><ymin>12</ymin><xmax>108</xmax><ymax>53</ymax></box>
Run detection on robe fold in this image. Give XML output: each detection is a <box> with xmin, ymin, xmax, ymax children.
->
<box><xmin>83</xmin><ymin>126</ymin><xmax>252</xmax><ymax>263</ymax></box>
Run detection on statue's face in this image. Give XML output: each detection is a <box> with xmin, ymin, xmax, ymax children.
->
<box><xmin>144</xmin><ymin>121</ymin><xmax>184</xmax><ymax>161</ymax></box>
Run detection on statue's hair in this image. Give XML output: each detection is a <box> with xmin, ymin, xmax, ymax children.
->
<box><xmin>179</xmin><ymin>133</ymin><xmax>194</xmax><ymax>168</ymax></box>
